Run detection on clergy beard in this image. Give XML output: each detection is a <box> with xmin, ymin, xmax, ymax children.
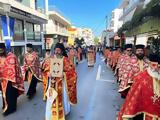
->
<box><xmin>136</xmin><ymin>54</ymin><xmax>144</xmax><ymax>60</ymax></box>
<box><xmin>55</xmin><ymin>53</ymin><xmax>62</xmax><ymax>58</ymax></box>
<box><xmin>147</xmin><ymin>67</ymin><xmax>159</xmax><ymax>80</ymax></box>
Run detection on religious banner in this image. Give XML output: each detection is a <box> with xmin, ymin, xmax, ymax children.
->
<box><xmin>50</xmin><ymin>57</ymin><xmax>63</xmax><ymax>77</ymax></box>
<box><xmin>1</xmin><ymin>15</ymin><xmax>15</xmax><ymax>52</ymax></box>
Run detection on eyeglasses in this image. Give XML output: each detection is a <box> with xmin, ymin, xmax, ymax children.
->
<box><xmin>126</xmin><ymin>50</ymin><xmax>132</xmax><ymax>52</ymax></box>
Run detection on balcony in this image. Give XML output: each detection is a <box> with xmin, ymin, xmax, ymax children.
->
<box><xmin>119</xmin><ymin>1</ymin><xmax>144</xmax><ymax>21</ymax></box>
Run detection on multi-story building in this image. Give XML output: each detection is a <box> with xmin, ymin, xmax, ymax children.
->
<box><xmin>0</xmin><ymin>0</ymin><xmax>48</xmax><ymax>64</ymax></box>
<box><xmin>101</xmin><ymin>30</ymin><xmax>107</xmax><ymax>46</ymax></box>
<box><xmin>68</xmin><ymin>26</ymin><xmax>78</xmax><ymax>46</ymax></box>
<box><xmin>102</xmin><ymin>8</ymin><xmax>123</xmax><ymax>47</ymax></box>
<box><xmin>77</xmin><ymin>28</ymin><xmax>94</xmax><ymax>46</ymax></box>
<box><xmin>44</xmin><ymin>6</ymin><xmax>71</xmax><ymax>49</ymax></box>
<box><xmin>119</xmin><ymin>0</ymin><xmax>152</xmax><ymax>45</ymax></box>
<box><xmin>110</xmin><ymin>9</ymin><xmax>123</xmax><ymax>33</ymax></box>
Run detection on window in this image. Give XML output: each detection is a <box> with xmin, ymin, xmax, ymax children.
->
<box><xmin>35</xmin><ymin>0</ymin><xmax>38</xmax><ymax>10</ymax></box>
<box><xmin>14</xmin><ymin>19</ymin><xmax>24</xmax><ymax>41</ymax></box>
<box><xmin>26</xmin><ymin>22</ymin><xmax>34</xmax><ymax>40</ymax></box>
<box><xmin>110</xmin><ymin>21</ymin><xmax>114</xmax><ymax>27</ymax></box>
<box><xmin>34</xmin><ymin>24</ymin><xmax>41</xmax><ymax>41</ymax></box>
<box><xmin>55</xmin><ymin>21</ymin><xmax>58</xmax><ymax>32</ymax></box>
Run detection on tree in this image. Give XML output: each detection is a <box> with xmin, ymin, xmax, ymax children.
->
<box><xmin>145</xmin><ymin>0</ymin><xmax>160</xmax><ymax>17</ymax></box>
<box><xmin>148</xmin><ymin>36</ymin><xmax>160</xmax><ymax>57</ymax></box>
<box><xmin>94</xmin><ymin>37</ymin><xmax>100</xmax><ymax>45</ymax></box>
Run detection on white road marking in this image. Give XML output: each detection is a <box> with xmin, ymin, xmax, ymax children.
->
<box><xmin>98</xmin><ymin>79</ymin><xmax>115</xmax><ymax>83</ymax></box>
<box><xmin>96</xmin><ymin>65</ymin><xmax>101</xmax><ymax>80</ymax></box>
<box><xmin>101</xmin><ymin>58</ymin><xmax>105</xmax><ymax>62</ymax></box>
<box><xmin>96</xmin><ymin>65</ymin><xmax>115</xmax><ymax>83</ymax></box>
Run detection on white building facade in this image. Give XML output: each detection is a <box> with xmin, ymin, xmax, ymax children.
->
<box><xmin>77</xmin><ymin>28</ymin><xmax>94</xmax><ymax>46</ymax></box>
<box><xmin>119</xmin><ymin>0</ymin><xmax>151</xmax><ymax>46</ymax></box>
<box><xmin>0</xmin><ymin>0</ymin><xmax>48</xmax><ymax>64</ymax></box>
<box><xmin>44</xmin><ymin>8</ymin><xmax>71</xmax><ymax>49</ymax></box>
<box><xmin>102</xmin><ymin>8</ymin><xmax>123</xmax><ymax>47</ymax></box>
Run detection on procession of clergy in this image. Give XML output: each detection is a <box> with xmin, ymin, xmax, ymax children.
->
<box><xmin>103</xmin><ymin>44</ymin><xmax>160</xmax><ymax>120</ymax></box>
<box><xmin>0</xmin><ymin>41</ymin><xmax>97</xmax><ymax>120</ymax></box>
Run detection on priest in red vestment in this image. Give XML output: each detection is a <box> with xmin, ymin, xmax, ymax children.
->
<box><xmin>44</xmin><ymin>43</ymin><xmax>77</xmax><ymax>120</ymax></box>
<box><xmin>0</xmin><ymin>43</ymin><xmax>24</xmax><ymax>116</ymax></box>
<box><xmin>118</xmin><ymin>44</ymin><xmax>134</xmax><ymax>98</ymax></box>
<box><xmin>22</xmin><ymin>43</ymin><xmax>41</xmax><ymax>99</ymax></box>
<box><xmin>118</xmin><ymin>54</ymin><xmax>160</xmax><ymax>120</ymax></box>
<box><xmin>128</xmin><ymin>44</ymin><xmax>149</xmax><ymax>84</ymax></box>
<box><xmin>111</xmin><ymin>46</ymin><xmax>121</xmax><ymax>71</ymax></box>
<box><xmin>119</xmin><ymin>44</ymin><xmax>149</xmax><ymax>98</ymax></box>
<box><xmin>87</xmin><ymin>45</ymin><xmax>95</xmax><ymax>67</ymax></box>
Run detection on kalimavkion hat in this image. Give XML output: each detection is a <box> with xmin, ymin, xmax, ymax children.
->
<box><xmin>135</xmin><ymin>44</ymin><xmax>145</xmax><ymax>49</ymax></box>
<box><xmin>26</xmin><ymin>43</ymin><xmax>33</xmax><ymax>48</ymax></box>
<box><xmin>54</xmin><ymin>43</ymin><xmax>68</xmax><ymax>57</ymax></box>
<box><xmin>124</xmin><ymin>44</ymin><xmax>133</xmax><ymax>50</ymax></box>
<box><xmin>149</xmin><ymin>54</ymin><xmax>159</xmax><ymax>62</ymax></box>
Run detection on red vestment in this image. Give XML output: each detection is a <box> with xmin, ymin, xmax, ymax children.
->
<box><xmin>118</xmin><ymin>55</ymin><xmax>134</xmax><ymax>93</ymax></box>
<box><xmin>111</xmin><ymin>50</ymin><xmax>121</xmax><ymax>69</ymax></box>
<box><xmin>44</xmin><ymin>56</ymin><xmax>77</xmax><ymax>120</ymax></box>
<box><xmin>128</xmin><ymin>56</ymin><xmax>149</xmax><ymax>84</ymax></box>
<box><xmin>68</xmin><ymin>49</ymin><xmax>76</xmax><ymax>64</ymax></box>
<box><xmin>22</xmin><ymin>51</ymin><xmax>41</xmax><ymax>82</ymax></box>
<box><xmin>116</xmin><ymin>54</ymin><xmax>126</xmax><ymax>82</ymax></box>
<box><xmin>0</xmin><ymin>52</ymin><xmax>24</xmax><ymax>95</ymax></box>
<box><xmin>118</xmin><ymin>70</ymin><xmax>160</xmax><ymax>120</ymax></box>
<box><xmin>0</xmin><ymin>52</ymin><xmax>24</xmax><ymax>112</ymax></box>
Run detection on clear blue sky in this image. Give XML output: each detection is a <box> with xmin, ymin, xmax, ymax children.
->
<box><xmin>38</xmin><ymin>0</ymin><xmax>120</xmax><ymax>36</ymax></box>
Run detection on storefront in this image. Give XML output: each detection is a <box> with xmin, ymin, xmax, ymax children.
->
<box><xmin>0</xmin><ymin>1</ymin><xmax>47</xmax><ymax>64</ymax></box>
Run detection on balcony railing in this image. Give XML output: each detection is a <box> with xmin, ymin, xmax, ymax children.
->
<box><xmin>119</xmin><ymin>1</ymin><xmax>143</xmax><ymax>20</ymax></box>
